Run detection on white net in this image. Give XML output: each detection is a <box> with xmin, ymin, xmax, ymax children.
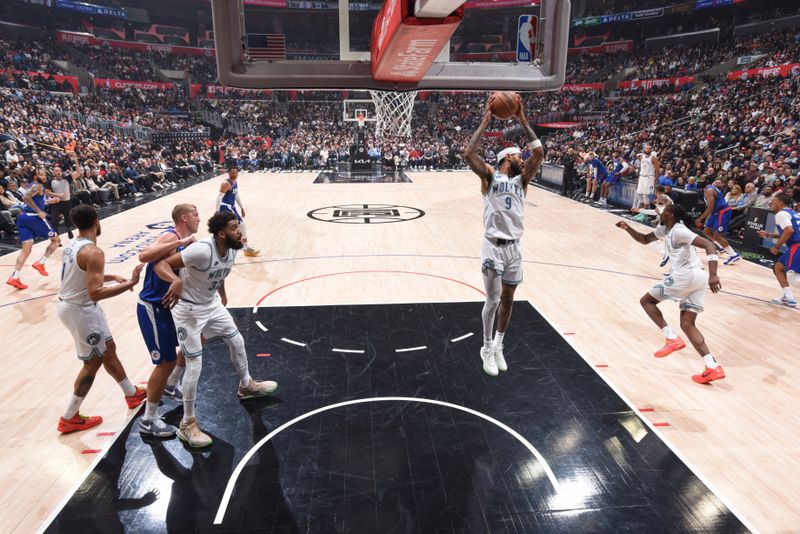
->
<box><xmin>369</xmin><ymin>90</ymin><xmax>417</xmax><ymax>138</ymax></box>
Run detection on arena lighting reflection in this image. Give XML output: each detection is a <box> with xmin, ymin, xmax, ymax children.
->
<box><xmin>516</xmin><ymin>457</ymin><xmax>547</xmax><ymax>487</ymax></box>
<box><xmin>547</xmin><ymin>476</ymin><xmax>602</xmax><ymax>509</ymax></box>
<box><xmin>618</xmin><ymin>414</ymin><xmax>649</xmax><ymax>443</ymax></box>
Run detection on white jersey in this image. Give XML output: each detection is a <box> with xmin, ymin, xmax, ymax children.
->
<box><xmin>179</xmin><ymin>236</ymin><xmax>237</xmax><ymax>305</ymax></box>
<box><xmin>639</xmin><ymin>153</ymin><xmax>657</xmax><ymax>177</ymax></box>
<box><xmin>59</xmin><ymin>237</ymin><xmax>94</xmax><ymax>306</ymax></box>
<box><xmin>483</xmin><ymin>171</ymin><xmax>525</xmax><ymax>240</ymax></box>
<box><xmin>654</xmin><ymin>223</ymin><xmax>703</xmax><ymax>274</ymax></box>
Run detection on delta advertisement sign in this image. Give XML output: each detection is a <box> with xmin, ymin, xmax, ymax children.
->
<box><xmin>727</xmin><ymin>63</ymin><xmax>800</xmax><ymax>81</ymax></box>
<box><xmin>55</xmin><ymin>30</ymin><xmax>216</xmax><ymax>57</ymax></box>
<box><xmin>618</xmin><ymin>76</ymin><xmax>695</xmax><ymax>90</ymax></box>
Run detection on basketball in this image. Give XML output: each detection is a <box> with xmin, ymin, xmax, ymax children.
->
<box><xmin>489</xmin><ymin>91</ymin><xmax>522</xmax><ymax>120</ymax></box>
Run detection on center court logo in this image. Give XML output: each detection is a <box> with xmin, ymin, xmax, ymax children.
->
<box><xmin>307</xmin><ymin>204</ymin><xmax>425</xmax><ymax>224</ymax></box>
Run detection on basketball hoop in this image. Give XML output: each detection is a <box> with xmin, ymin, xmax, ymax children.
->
<box><xmin>356</xmin><ymin>113</ymin><xmax>366</xmax><ymax>129</ymax></box>
<box><xmin>370</xmin><ymin>90</ymin><xmax>417</xmax><ymax>138</ymax></box>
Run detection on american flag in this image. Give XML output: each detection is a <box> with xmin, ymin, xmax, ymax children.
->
<box><xmin>246</xmin><ymin>33</ymin><xmax>286</xmax><ymax>61</ymax></box>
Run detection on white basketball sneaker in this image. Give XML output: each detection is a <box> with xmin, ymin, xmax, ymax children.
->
<box><xmin>494</xmin><ymin>344</ymin><xmax>507</xmax><ymax>372</ymax></box>
<box><xmin>480</xmin><ymin>346</ymin><xmax>498</xmax><ymax>377</ymax></box>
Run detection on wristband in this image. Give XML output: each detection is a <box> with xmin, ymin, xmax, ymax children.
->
<box><xmin>707</xmin><ymin>254</ymin><xmax>719</xmax><ymax>262</ymax></box>
<box><xmin>528</xmin><ymin>139</ymin><xmax>542</xmax><ymax>150</ymax></box>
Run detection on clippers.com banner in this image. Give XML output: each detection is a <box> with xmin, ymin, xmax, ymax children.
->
<box><xmin>618</xmin><ymin>76</ymin><xmax>695</xmax><ymax>90</ymax></box>
<box><xmin>56</xmin><ymin>30</ymin><xmax>216</xmax><ymax>57</ymax></box>
<box><xmin>95</xmin><ymin>78</ymin><xmax>177</xmax><ymax>91</ymax></box>
<box><xmin>727</xmin><ymin>62</ymin><xmax>800</xmax><ymax>81</ymax></box>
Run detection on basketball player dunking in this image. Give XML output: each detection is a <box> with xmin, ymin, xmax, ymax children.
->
<box><xmin>6</xmin><ymin>168</ymin><xmax>62</xmax><ymax>290</ymax></box>
<box><xmin>156</xmin><ymin>211</ymin><xmax>277</xmax><ymax>448</ymax></box>
<box><xmin>617</xmin><ymin>204</ymin><xmax>726</xmax><ymax>384</ymax></box>
<box><xmin>135</xmin><ymin>204</ymin><xmax>199</xmax><ymax>437</ymax></box>
<box><xmin>56</xmin><ymin>205</ymin><xmax>147</xmax><ymax>433</ymax></box>
<box><xmin>217</xmin><ymin>167</ymin><xmax>259</xmax><ymax>257</ymax></box>
<box><xmin>463</xmin><ymin>96</ymin><xmax>544</xmax><ymax>376</ymax></box>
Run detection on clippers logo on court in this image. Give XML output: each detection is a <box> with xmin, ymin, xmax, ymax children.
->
<box><xmin>307</xmin><ymin>204</ymin><xmax>425</xmax><ymax>224</ymax></box>
<box><xmin>86</xmin><ymin>333</ymin><xmax>101</xmax><ymax>346</ymax></box>
<box><xmin>146</xmin><ymin>221</ymin><xmax>174</xmax><ymax>230</ymax></box>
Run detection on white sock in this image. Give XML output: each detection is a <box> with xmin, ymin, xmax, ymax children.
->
<box><xmin>483</xmin><ymin>337</ymin><xmax>492</xmax><ymax>348</ymax></box>
<box><xmin>724</xmin><ymin>246</ymin><xmax>736</xmax><ymax>256</ymax></box>
<box><xmin>182</xmin><ymin>356</ymin><xmax>202</xmax><ymax>423</ymax></box>
<box><xmin>63</xmin><ymin>394</ymin><xmax>85</xmax><ymax>420</ymax></box>
<box><xmin>143</xmin><ymin>401</ymin><xmax>159</xmax><ymax>421</ymax></box>
<box><xmin>166</xmin><ymin>365</ymin><xmax>185</xmax><ymax>388</ymax></box>
<box><xmin>118</xmin><ymin>378</ymin><xmax>136</xmax><ymax>397</ymax></box>
<box><xmin>37</xmin><ymin>256</ymin><xmax>47</xmax><ymax>265</ymax></box>
<box><xmin>493</xmin><ymin>331</ymin><xmax>505</xmax><ymax>347</ymax></box>
<box><xmin>662</xmin><ymin>326</ymin><xmax>678</xmax><ymax>340</ymax></box>
<box><xmin>11</xmin><ymin>270</ymin><xmax>20</xmax><ymax>279</ymax></box>
<box><xmin>703</xmin><ymin>354</ymin><xmax>719</xmax><ymax>369</ymax></box>
<box><xmin>783</xmin><ymin>286</ymin><xmax>794</xmax><ymax>299</ymax></box>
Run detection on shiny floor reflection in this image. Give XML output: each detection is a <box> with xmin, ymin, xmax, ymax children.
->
<box><xmin>45</xmin><ymin>301</ymin><xmax>749</xmax><ymax>533</ymax></box>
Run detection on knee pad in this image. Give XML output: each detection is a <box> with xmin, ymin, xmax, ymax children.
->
<box><xmin>238</xmin><ymin>221</ymin><xmax>248</xmax><ymax>240</ymax></box>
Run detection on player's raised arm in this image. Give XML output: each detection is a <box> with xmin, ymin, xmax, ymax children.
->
<box><xmin>615</xmin><ymin>220</ymin><xmax>658</xmax><ymax>244</ymax></box>
<box><xmin>463</xmin><ymin>104</ymin><xmax>495</xmax><ymax>192</ymax></box>
<box><xmin>516</xmin><ymin>107</ymin><xmax>544</xmax><ymax>188</ymax></box>
<box><xmin>83</xmin><ymin>247</ymin><xmax>142</xmax><ymax>301</ymax></box>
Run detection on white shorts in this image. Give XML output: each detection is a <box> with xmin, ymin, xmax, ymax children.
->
<box><xmin>481</xmin><ymin>238</ymin><xmax>523</xmax><ymax>285</ymax></box>
<box><xmin>649</xmin><ymin>269</ymin><xmax>708</xmax><ymax>313</ymax></box>
<box><xmin>171</xmin><ymin>299</ymin><xmax>239</xmax><ymax>358</ymax></box>
<box><xmin>57</xmin><ymin>300</ymin><xmax>113</xmax><ymax>360</ymax></box>
<box><xmin>637</xmin><ymin>175</ymin><xmax>655</xmax><ymax>196</ymax></box>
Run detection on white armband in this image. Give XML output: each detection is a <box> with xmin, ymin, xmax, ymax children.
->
<box><xmin>707</xmin><ymin>254</ymin><xmax>719</xmax><ymax>262</ymax></box>
<box><xmin>216</xmin><ymin>192</ymin><xmax>224</xmax><ymax>211</ymax></box>
<box><xmin>528</xmin><ymin>139</ymin><xmax>542</xmax><ymax>150</ymax></box>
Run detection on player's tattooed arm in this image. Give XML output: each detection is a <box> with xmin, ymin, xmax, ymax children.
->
<box><xmin>22</xmin><ymin>183</ymin><xmax>45</xmax><ymax>216</ymax></box>
<box><xmin>464</xmin><ymin>106</ymin><xmax>495</xmax><ymax>193</ymax></box>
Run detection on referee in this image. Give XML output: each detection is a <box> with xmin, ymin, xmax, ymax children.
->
<box><xmin>49</xmin><ymin>165</ymin><xmax>74</xmax><ymax>239</ymax></box>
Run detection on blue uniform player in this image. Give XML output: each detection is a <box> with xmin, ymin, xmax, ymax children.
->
<box><xmin>135</xmin><ymin>204</ymin><xmax>199</xmax><ymax>437</ymax></box>
<box><xmin>696</xmin><ymin>179</ymin><xmax>740</xmax><ymax>264</ymax></box>
<box><xmin>584</xmin><ymin>153</ymin><xmax>609</xmax><ymax>202</ymax></box>
<box><xmin>216</xmin><ymin>167</ymin><xmax>259</xmax><ymax>257</ymax></box>
<box><xmin>7</xmin><ymin>167</ymin><xmax>62</xmax><ymax>290</ymax></box>
<box><xmin>601</xmin><ymin>151</ymin><xmax>629</xmax><ymax>206</ymax></box>
<box><xmin>759</xmin><ymin>193</ymin><xmax>800</xmax><ymax>307</ymax></box>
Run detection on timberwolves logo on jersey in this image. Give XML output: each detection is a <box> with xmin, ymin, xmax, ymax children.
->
<box><xmin>86</xmin><ymin>333</ymin><xmax>101</xmax><ymax>346</ymax></box>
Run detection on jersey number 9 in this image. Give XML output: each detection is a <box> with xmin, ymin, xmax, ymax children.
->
<box><xmin>505</xmin><ymin>197</ymin><xmax>512</xmax><ymax>209</ymax></box>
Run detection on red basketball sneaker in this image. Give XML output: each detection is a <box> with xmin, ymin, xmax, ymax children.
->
<box><xmin>32</xmin><ymin>262</ymin><xmax>48</xmax><ymax>276</ymax></box>
<box><xmin>654</xmin><ymin>337</ymin><xmax>686</xmax><ymax>358</ymax></box>
<box><xmin>58</xmin><ymin>414</ymin><xmax>103</xmax><ymax>434</ymax></box>
<box><xmin>6</xmin><ymin>277</ymin><xmax>28</xmax><ymax>290</ymax></box>
<box><xmin>125</xmin><ymin>386</ymin><xmax>147</xmax><ymax>409</ymax></box>
<box><xmin>692</xmin><ymin>365</ymin><xmax>726</xmax><ymax>384</ymax></box>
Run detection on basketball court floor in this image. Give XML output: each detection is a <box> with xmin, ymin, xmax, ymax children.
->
<box><xmin>1</xmin><ymin>169</ymin><xmax>797</xmax><ymax>533</ymax></box>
